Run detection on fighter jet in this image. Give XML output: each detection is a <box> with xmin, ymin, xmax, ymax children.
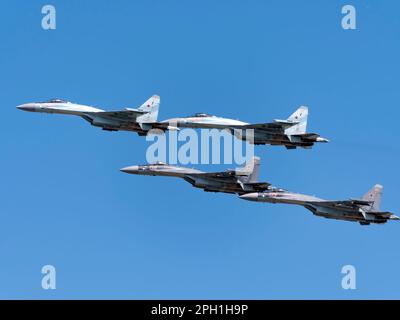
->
<box><xmin>120</xmin><ymin>157</ymin><xmax>271</xmax><ymax>194</ymax></box>
<box><xmin>16</xmin><ymin>95</ymin><xmax>175</xmax><ymax>135</ymax></box>
<box><xmin>161</xmin><ymin>106</ymin><xmax>328</xmax><ymax>149</ymax></box>
<box><xmin>240</xmin><ymin>184</ymin><xmax>398</xmax><ymax>225</ymax></box>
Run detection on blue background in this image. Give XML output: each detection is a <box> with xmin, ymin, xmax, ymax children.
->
<box><xmin>1</xmin><ymin>0</ymin><xmax>399</xmax><ymax>299</ymax></box>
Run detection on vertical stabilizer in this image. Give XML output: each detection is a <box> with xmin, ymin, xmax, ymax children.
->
<box><xmin>236</xmin><ymin>156</ymin><xmax>261</xmax><ymax>182</ymax></box>
<box><xmin>137</xmin><ymin>95</ymin><xmax>160</xmax><ymax>123</ymax></box>
<box><xmin>284</xmin><ymin>106</ymin><xmax>308</xmax><ymax>135</ymax></box>
<box><xmin>362</xmin><ymin>184</ymin><xmax>383</xmax><ymax>212</ymax></box>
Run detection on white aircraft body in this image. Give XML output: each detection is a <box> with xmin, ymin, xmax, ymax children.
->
<box><xmin>162</xmin><ymin>106</ymin><xmax>328</xmax><ymax>149</ymax></box>
<box><xmin>17</xmin><ymin>95</ymin><xmax>175</xmax><ymax>135</ymax></box>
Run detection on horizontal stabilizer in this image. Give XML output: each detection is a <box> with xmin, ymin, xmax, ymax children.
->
<box><xmin>293</xmin><ymin>133</ymin><xmax>319</xmax><ymax>139</ymax></box>
<box><xmin>273</xmin><ymin>119</ymin><xmax>300</xmax><ymax>125</ymax></box>
<box><xmin>369</xmin><ymin>212</ymin><xmax>399</xmax><ymax>219</ymax></box>
<box><xmin>125</xmin><ymin>107</ymin><xmax>147</xmax><ymax>113</ymax></box>
<box><xmin>348</xmin><ymin>198</ymin><xmax>374</xmax><ymax>206</ymax></box>
<box><xmin>290</xmin><ymin>133</ymin><xmax>329</xmax><ymax>143</ymax></box>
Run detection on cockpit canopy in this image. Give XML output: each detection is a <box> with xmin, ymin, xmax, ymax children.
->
<box><xmin>191</xmin><ymin>113</ymin><xmax>214</xmax><ymax>118</ymax></box>
<box><xmin>39</xmin><ymin>98</ymin><xmax>68</xmax><ymax>103</ymax></box>
<box><xmin>144</xmin><ymin>161</ymin><xmax>167</xmax><ymax>166</ymax></box>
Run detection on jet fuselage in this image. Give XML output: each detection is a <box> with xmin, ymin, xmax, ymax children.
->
<box><xmin>121</xmin><ymin>158</ymin><xmax>270</xmax><ymax>195</ymax></box>
<box><xmin>162</xmin><ymin>110</ymin><xmax>328</xmax><ymax>148</ymax></box>
<box><xmin>17</xmin><ymin>96</ymin><xmax>161</xmax><ymax>135</ymax></box>
<box><xmin>240</xmin><ymin>188</ymin><xmax>398</xmax><ymax>225</ymax></box>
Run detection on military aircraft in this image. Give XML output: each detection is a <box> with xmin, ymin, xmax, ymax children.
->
<box><xmin>240</xmin><ymin>184</ymin><xmax>398</xmax><ymax>225</ymax></box>
<box><xmin>120</xmin><ymin>157</ymin><xmax>271</xmax><ymax>194</ymax></box>
<box><xmin>161</xmin><ymin>106</ymin><xmax>328</xmax><ymax>149</ymax></box>
<box><xmin>16</xmin><ymin>95</ymin><xmax>176</xmax><ymax>135</ymax></box>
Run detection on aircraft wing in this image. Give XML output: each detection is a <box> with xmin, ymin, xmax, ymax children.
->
<box><xmin>88</xmin><ymin>108</ymin><xmax>147</xmax><ymax>121</ymax></box>
<box><xmin>308</xmin><ymin>199</ymin><xmax>373</xmax><ymax>209</ymax></box>
<box><xmin>189</xmin><ymin>171</ymin><xmax>238</xmax><ymax>179</ymax></box>
<box><xmin>243</xmin><ymin>182</ymin><xmax>271</xmax><ymax>191</ymax></box>
<box><xmin>238</xmin><ymin>120</ymin><xmax>300</xmax><ymax>132</ymax></box>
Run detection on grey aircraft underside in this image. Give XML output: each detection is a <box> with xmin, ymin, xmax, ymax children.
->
<box><xmin>240</xmin><ymin>184</ymin><xmax>398</xmax><ymax>225</ymax></box>
<box><xmin>120</xmin><ymin>157</ymin><xmax>271</xmax><ymax>194</ymax></box>
<box><xmin>162</xmin><ymin>106</ymin><xmax>329</xmax><ymax>149</ymax></box>
<box><xmin>16</xmin><ymin>95</ymin><xmax>177</xmax><ymax>135</ymax></box>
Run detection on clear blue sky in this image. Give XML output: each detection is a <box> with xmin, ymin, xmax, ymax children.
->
<box><xmin>1</xmin><ymin>0</ymin><xmax>400</xmax><ymax>299</ymax></box>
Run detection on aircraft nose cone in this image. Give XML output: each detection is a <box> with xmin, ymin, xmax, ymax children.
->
<box><xmin>120</xmin><ymin>166</ymin><xmax>139</xmax><ymax>174</ymax></box>
<box><xmin>240</xmin><ymin>193</ymin><xmax>259</xmax><ymax>201</ymax></box>
<box><xmin>16</xmin><ymin>104</ymin><xmax>36</xmax><ymax>112</ymax></box>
